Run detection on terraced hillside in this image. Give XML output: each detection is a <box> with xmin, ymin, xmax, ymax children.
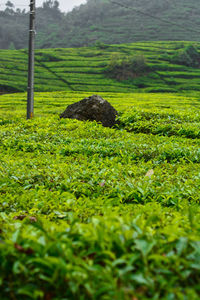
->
<box><xmin>1</xmin><ymin>91</ymin><xmax>200</xmax><ymax>299</ymax></box>
<box><xmin>1</xmin><ymin>41</ymin><xmax>200</xmax><ymax>94</ymax></box>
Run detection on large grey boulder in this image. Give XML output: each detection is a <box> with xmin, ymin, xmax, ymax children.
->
<box><xmin>60</xmin><ymin>95</ymin><xmax>118</xmax><ymax>128</ymax></box>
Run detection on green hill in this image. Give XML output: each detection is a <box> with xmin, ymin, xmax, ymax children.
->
<box><xmin>0</xmin><ymin>0</ymin><xmax>200</xmax><ymax>50</ymax></box>
<box><xmin>62</xmin><ymin>0</ymin><xmax>200</xmax><ymax>47</ymax></box>
<box><xmin>1</xmin><ymin>41</ymin><xmax>200</xmax><ymax>94</ymax></box>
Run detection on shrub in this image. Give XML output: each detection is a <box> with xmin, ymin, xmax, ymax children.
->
<box><xmin>35</xmin><ymin>51</ymin><xmax>61</xmax><ymax>62</ymax></box>
<box><xmin>170</xmin><ymin>45</ymin><xmax>200</xmax><ymax>68</ymax></box>
<box><xmin>95</xmin><ymin>41</ymin><xmax>109</xmax><ymax>49</ymax></box>
<box><xmin>106</xmin><ymin>53</ymin><xmax>150</xmax><ymax>80</ymax></box>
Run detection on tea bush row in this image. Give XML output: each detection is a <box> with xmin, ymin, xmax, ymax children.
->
<box><xmin>1</xmin><ymin>211</ymin><xmax>200</xmax><ymax>299</ymax></box>
<box><xmin>1</xmin><ymin>41</ymin><xmax>200</xmax><ymax>93</ymax></box>
<box><xmin>0</xmin><ymin>91</ymin><xmax>200</xmax><ymax>299</ymax></box>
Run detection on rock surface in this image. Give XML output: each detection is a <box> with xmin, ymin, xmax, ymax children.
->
<box><xmin>60</xmin><ymin>95</ymin><xmax>118</xmax><ymax>128</ymax></box>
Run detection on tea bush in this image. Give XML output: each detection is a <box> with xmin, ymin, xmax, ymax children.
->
<box><xmin>0</xmin><ymin>91</ymin><xmax>200</xmax><ymax>299</ymax></box>
<box><xmin>1</xmin><ymin>41</ymin><xmax>200</xmax><ymax>94</ymax></box>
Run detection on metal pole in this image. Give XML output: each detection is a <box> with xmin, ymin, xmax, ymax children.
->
<box><xmin>27</xmin><ymin>0</ymin><xmax>36</xmax><ymax>119</ymax></box>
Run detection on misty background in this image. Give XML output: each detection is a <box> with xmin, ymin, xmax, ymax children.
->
<box><xmin>1</xmin><ymin>0</ymin><xmax>199</xmax><ymax>50</ymax></box>
<box><xmin>0</xmin><ymin>0</ymin><xmax>87</xmax><ymax>12</ymax></box>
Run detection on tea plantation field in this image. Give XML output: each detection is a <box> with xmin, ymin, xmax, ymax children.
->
<box><xmin>1</xmin><ymin>41</ymin><xmax>200</xmax><ymax>94</ymax></box>
<box><xmin>0</xmin><ymin>91</ymin><xmax>200</xmax><ymax>299</ymax></box>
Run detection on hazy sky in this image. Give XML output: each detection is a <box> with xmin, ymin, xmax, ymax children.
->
<box><xmin>1</xmin><ymin>0</ymin><xmax>87</xmax><ymax>12</ymax></box>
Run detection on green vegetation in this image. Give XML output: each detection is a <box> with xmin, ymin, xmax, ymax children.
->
<box><xmin>1</xmin><ymin>0</ymin><xmax>200</xmax><ymax>50</ymax></box>
<box><xmin>1</xmin><ymin>91</ymin><xmax>200</xmax><ymax>299</ymax></box>
<box><xmin>1</xmin><ymin>41</ymin><xmax>200</xmax><ymax>94</ymax></box>
<box><xmin>164</xmin><ymin>45</ymin><xmax>200</xmax><ymax>68</ymax></box>
<box><xmin>0</xmin><ymin>0</ymin><xmax>63</xmax><ymax>50</ymax></box>
<box><xmin>106</xmin><ymin>53</ymin><xmax>149</xmax><ymax>80</ymax></box>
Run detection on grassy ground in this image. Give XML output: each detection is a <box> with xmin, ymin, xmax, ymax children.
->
<box><xmin>0</xmin><ymin>91</ymin><xmax>200</xmax><ymax>299</ymax></box>
<box><xmin>1</xmin><ymin>41</ymin><xmax>200</xmax><ymax>94</ymax></box>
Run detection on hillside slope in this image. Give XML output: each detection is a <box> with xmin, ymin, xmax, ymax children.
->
<box><xmin>62</xmin><ymin>0</ymin><xmax>200</xmax><ymax>47</ymax></box>
<box><xmin>0</xmin><ymin>41</ymin><xmax>200</xmax><ymax>94</ymax></box>
<box><xmin>0</xmin><ymin>0</ymin><xmax>200</xmax><ymax>50</ymax></box>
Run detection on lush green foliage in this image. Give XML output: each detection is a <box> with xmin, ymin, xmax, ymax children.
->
<box><xmin>1</xmin><ymin>0</ymin><xmax>200</xmax><ymax>49</ymax></box>
<box><xmin>1</xmin><ymin>91</ymin><xmax>200</xmax><ymax>299</ymax></box>
<box><xmin>164</xmin><ymin>45</ymin><xmax>200</xmax><ymax>68</ymax></box>
<box><xmin>106</xmin><ymin>54</ymin><xmax>149</xmax><ymax>80</ymax></box>
<box><xmin>0</xmin><ymin>0</ymin><xmax>63</xmax><ymax>50</ymax></box>
<box><xmin>1</xmin><ymin>41</ymin><xmax>200</xmax><ymax>94</ymax></box>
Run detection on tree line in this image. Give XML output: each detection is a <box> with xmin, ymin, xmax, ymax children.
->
<box><xmin>0</xmin><ymin>0</ymin><xmax>199</xmax><ymax>50</ymax></box>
